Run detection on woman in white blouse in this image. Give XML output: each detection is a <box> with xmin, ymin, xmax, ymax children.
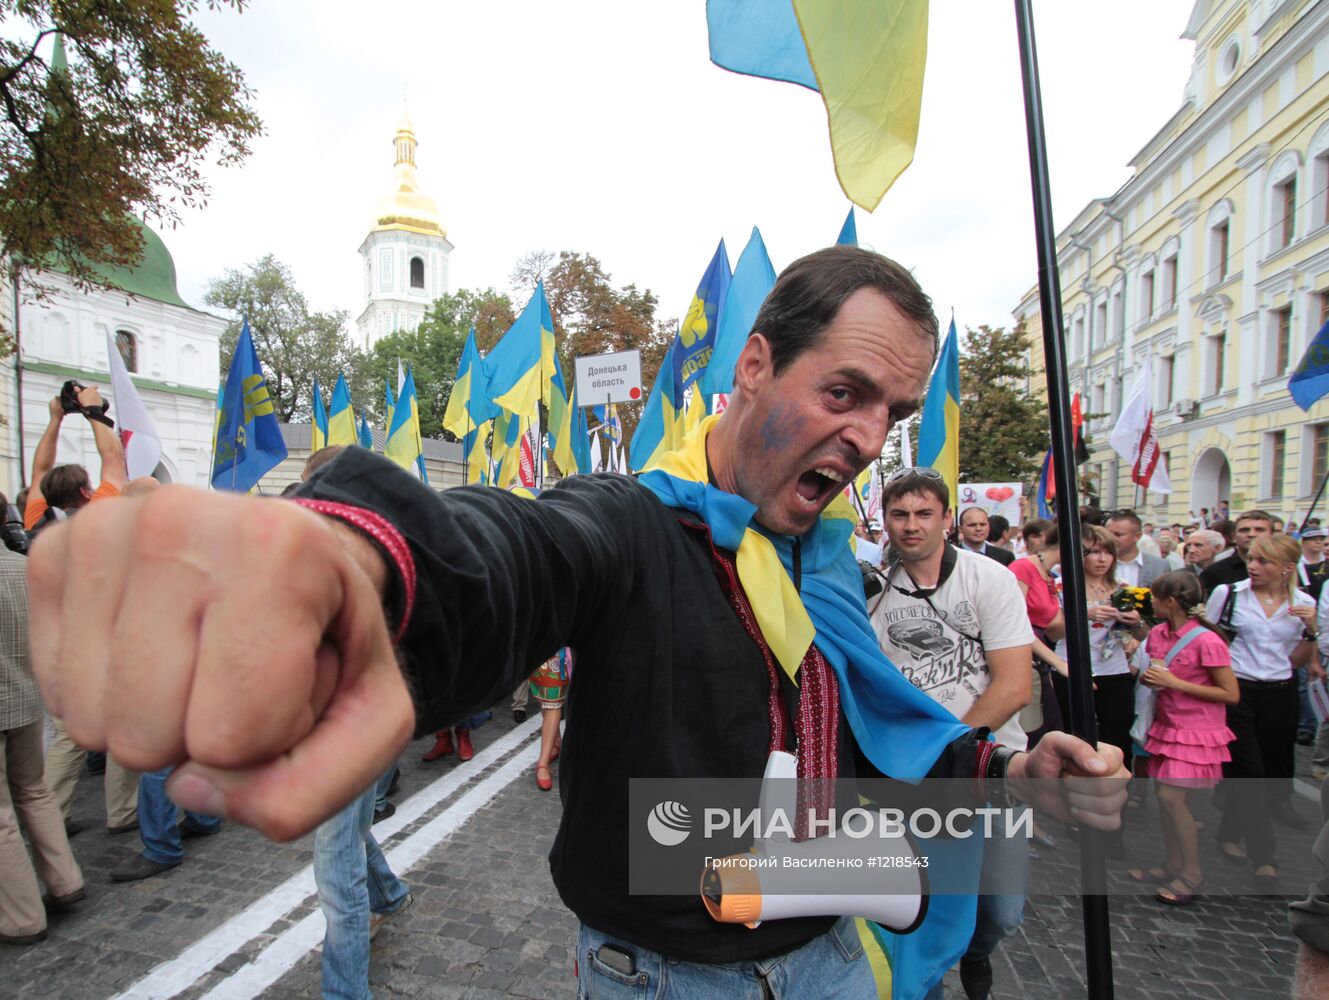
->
<box><xmin>1205</xmin><ymin>534</ymin><xmax>1318</xmax><ymax>884</ymax></box>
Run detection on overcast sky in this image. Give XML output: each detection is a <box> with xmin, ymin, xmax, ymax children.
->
<box><xmin>155</xmin><ymin>0</ymin><xmax>1196</xmax><ymax>338</ymax></box>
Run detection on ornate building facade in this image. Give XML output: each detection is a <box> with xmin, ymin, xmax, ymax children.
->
<box><xmin>1015</xmin><ymin>0</ymin><xmax>1329</xmax><ymax>522</ymax></box>
<box><xmin>355</xmin><ymin>112</ymin><xmax>453</xmax><ymax>350</ymax></box>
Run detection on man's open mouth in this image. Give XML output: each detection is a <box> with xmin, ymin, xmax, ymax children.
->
<box><xmin>795</xmin><ymin>466</ymin><xmax>846</xmax><ymax>507</ymax></box>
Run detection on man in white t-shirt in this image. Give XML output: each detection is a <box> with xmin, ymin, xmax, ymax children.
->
<box><xmin>869</xmin><ymin>469</ymin><xmax>1033</xmax><ymax>1000</ymax></box>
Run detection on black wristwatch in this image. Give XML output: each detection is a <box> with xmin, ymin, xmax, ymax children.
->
<box><xmin>985</xmin><ymin>745</ymin><xmax>1019</xmax><ymax>808</ymax></box>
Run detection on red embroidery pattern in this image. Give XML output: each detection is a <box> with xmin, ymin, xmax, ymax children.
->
<box><xmin>292</xmin><ymin>499</ymin><xmax>417</xmax><ymax>644</ymax></box>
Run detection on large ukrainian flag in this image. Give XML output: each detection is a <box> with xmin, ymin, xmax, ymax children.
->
<box><xmin>628</xmin><ymin>340</ymin><xmax>684</xmax><ymax>472</ymax></box>
<box><xmin>327</xmin><ymin>372</ymin><xmax>356</xmax><ymax>446</ymax></box>
<box><xmin>484</xmin><ymin>282</ymin><xmax>547</xmax><ymax>420</ymax></box>
<box><xmin>916</xmin><ymin>318</ymin><xmax>959</xmax><ymax>504</ymax></box>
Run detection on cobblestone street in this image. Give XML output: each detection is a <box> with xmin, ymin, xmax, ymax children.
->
<box><xmin>0</xmin><ymin>710</ymin><xmax>1319</xmax><ymax>999</ymax></box>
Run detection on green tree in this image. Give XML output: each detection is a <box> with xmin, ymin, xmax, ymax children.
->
<box><xmin>359</xmin><ymin>289</ymin><xmax>515</xmax><ymax>438</ymax></box>
<box><xmin>957</xmin><ymin>323</ymin><xmax>1049</xmax><ymax>484</ymax></box>
<box><xmin>206</xmin><ymin>255</ymin><xmax>360</xmax><ymax>424</ymax></box>
<box><xmin>1</xmin><ymin>2</ymin><xmax>261</xmax><ymax>306</ymax></box>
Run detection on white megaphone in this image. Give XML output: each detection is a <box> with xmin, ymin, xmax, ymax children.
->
<box><xmin>700</xmin><ymin>751</ymin><xmax>926</xmax><ymax>931</ymax></box>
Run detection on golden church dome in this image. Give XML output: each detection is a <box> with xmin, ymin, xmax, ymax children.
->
<box><xmin>371</xmin><ymin>111</ymin><xmax>445</xmax><ymax>237</ymax></box>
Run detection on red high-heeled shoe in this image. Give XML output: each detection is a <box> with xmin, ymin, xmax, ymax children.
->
<box><xmin>535</xmin><ymin>764</ymin><xmax>553</xmax><ymax>791</ymax></box>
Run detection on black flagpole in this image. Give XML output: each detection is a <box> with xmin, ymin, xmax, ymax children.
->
<box><xmin>1012</xmin><ymin>2</ymin><xmax>1114</xmax><ymax>998</ymax></box>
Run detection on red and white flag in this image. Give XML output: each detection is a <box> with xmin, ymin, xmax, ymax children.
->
<box><xmin>105</xmin><ymin>332</ymin><xmax>162</xmax><ymax>479</ymax></box>
<box><xmin>518</xmin><ymin>425</ymin><xmax>537</xmax><ymax>487</ymax></box>
<box><xmin>1108</xmin><ymin>356</ymin><xmax>1171</xmax><ymax>495</ymax></box>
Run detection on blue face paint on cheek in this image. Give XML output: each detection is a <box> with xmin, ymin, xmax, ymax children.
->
<box><xmin>757</xmin><ymin>402</ymin><xmax>806</xmax><ymax>453</ymax></box>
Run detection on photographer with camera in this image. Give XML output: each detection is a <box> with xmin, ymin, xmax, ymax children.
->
<box><xmin>24</xmin><ymin>383</ymin><xmax>128</xmax><ymax>532</ymax></box>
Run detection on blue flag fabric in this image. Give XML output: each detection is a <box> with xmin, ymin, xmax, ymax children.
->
<box><xmin>212</xmin><ymin>319</ymin><xmax>287</xmax><ymax>492</ymax></box>
<box><xmin>673</xmin><ymin>240</ymin><xmax>732</xmax><ymax>394</ymax></box>
<box><xmin>1290</xmin><ymin>318</ymin><xmax>1329</xmax><ymax>410</ymax></box>
<box><xmin>571</xmin><ymin>395</ymin><xmax>593</xmax><ymax>474</ymax></box>
<box><xmin>1036</xmin><ymin>449</ymin><xmax>1054</xmax><ymax>519</ymax></box>
<box><xmin>707</xmin><ymin>0</ymin><xmax>817</xmax><ymax>89</ymax></box>
<box><xmin>312</xmin><ymin>375</ymin><xmax>329</xmax><ymax>452</ymax></box>
<box><xmin>357</xmin><ymin>410</ymin><xmax>373</xmax><ymax>449</ymax></box>
<box><xmin>700</xmin><ymin>227</ymin><xmax>776</xmax><ymax>395</ymax></box>
<box><xmin>837</xmin><ymin>207</ymin><xmax>857</xmax><ymax>246</ymax></box>
<box><xmin>629</xmin><ymin>341</ymin><xmax>684</xmax><ymax>472</ymax></box>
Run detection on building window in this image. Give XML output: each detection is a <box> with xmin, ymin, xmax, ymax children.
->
<box><xmin>1112</xmin><ymin>287</ymin><xmax>1125</xmax><ymax>338</ymax></box>
<box><xmin>1320</xmin><ymin>290</ymin><xmax>1329</xmax><ymax>330</ymax></box>
<box><xmin>1159</xmin><ymin>355</ymin><xmax>1174</xmax><ymax>408</ymax></box>
<box><xmin>1269</xmin><ymin>430</ymin><xmax>1286</xmax><ymax>499</ymax></box>
<box><xmin>1276</xmin><ymin>176</ymin><xmax>1297</xmax><ymax>249</ymax></box>
<box><xmin>1213</xmin><ymin>330</ymin><xmax>1226</xmax><ymax>394</ymax></box>
<box><xmin>115</xmin><ymin>330</ymin><xmax>137</xmax><ymax>373</ymax></box>
<box><xmin>1274</xmin><ymin>305</ymin><xmax>1293</xmax><ymax>374</ymax></box>
<box><xmin>1161</xmin><ymin>255</ymin><xmax>1178</xmax><ymax>310</ymax></box>
<box><xmin>1210</xmin><ymin>220</ymin><xmax>1229</xmax><ymax>284</ymax></box>
<box><xmin>409</xmin><ymin>256</ymin><xmax>425</xmax><ymax>290</ymax></box>
<box><xmin>1140</xmin><ymin>271</ymin><xmax>1155</xmax><ymax>322</ymax></box>
<box><xmin>1093</xmin><ymin>299</ymin><xmax>1107</xmax><ymax>349</ymax></box>
<box><xmin>1315</xmin><ymin>147</ymin><xmax>1329</xmax><ymax>230</ymax></box>
<box><xmin>1312</xmin><ymin>424</ymin><xmax>1329</xmax><ymax>491</ymax></box>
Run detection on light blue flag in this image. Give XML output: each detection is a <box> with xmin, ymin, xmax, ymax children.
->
<box><xmin>837</xmin><ymin>207</ymin><xmax>857</xmax><ymax>246</ymax></box>
<box><xmin>357</xmin><ymin>409</ymin><xmax>373</xmax><ymax>449</ymax></box>
<box><xmin>673</xmin><ymin>240</ymin><xmax>732</xmax><ymax>393</ymax></box>
<box><xmin>571</xmin><ymin>391</ymin><xmax>593</xmax><ymax>474</ymax></box>
<box><xmin>700</xmin><ymin>227</ymin><xmax>776</xmax><ymax>396</ymax></box>
<box><xmin>629</xmin><ymin>341</ymin><xmax>684</xmax><ymax>472</ymax></box>
<box><xmin>916</xmin><ymin>319</ymin><xmax>961</xmax><ymax>504</ymax></box>
<box><xmin>212</xmin><ymin>318</ymin><xmax>287</xmax><ymax>492</ymax></box>
<box><xmin>1290</xmin><ymin>319</ymin><xmax>1329</xmax><ymax>410</ymax></box>
<box><xmin>483</xmin><ymin>282</ymin><xmax>546</xmax><ymax>418</ymax></box>
<box><xmin>707</xmin><ymin>0</ymin><xmax>816</xmax><ymax>89</ymax></box>
<box><xmin>311</xmin><ymin>375</ymin><xmax>329</xmax><ymax>452</ymax></box>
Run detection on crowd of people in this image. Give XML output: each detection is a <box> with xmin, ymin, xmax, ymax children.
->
<box><xmin>0</xmin><ymin>245</ymin><xmax>1320</xmax><ymax>1000</ymax></box>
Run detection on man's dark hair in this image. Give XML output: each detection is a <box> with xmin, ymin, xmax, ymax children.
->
<box><xmin>41</xmin><ymin>464</ymin><xmax>91</xmax><ymax>511</ymax></box>
<box><xmin>303</xmin><ymin>445</ymin><xmax>346</xmax><ymax>481</ymax></box>
<box><xmin>1079</xmin><ymin>505</ymin><xmax>1104</xmax><ymax>526</ymax></box>
<box><xmin>751</xmin><ymin>245</ymin><xmax>939</xmax><ymax>376</ymax></box>
<box><xmin>1022</xmin><ymin>517</ymin><xmax>1053</xmax><ymax>541</ymax></box>
<box><xmin>881</xmin><ymin>470</ymin><xmax>949</xmax><ymax>512</ymax></box>
<box><xmin>1106</xmin><ymin>508</ymin><xmax>1142</xmax><ymax>532</ymax></box>
<box><xmin>1217</xmin><ymin>518</ymin><xmax>1236</xmax><ymax>545</ymax></box>
<box><xmin>1235</xmin><ymin>509</ymin><xmax>1275</xmax><ymax>528</ymax></box>
<box><xmin>988</xmin><ymin>514</ymin><xmax>1010</xmax><ymax>540</ymax></box>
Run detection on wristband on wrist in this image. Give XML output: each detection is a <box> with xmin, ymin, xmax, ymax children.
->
<box><xmin>984</xmin><ymin>746</ymin><xmax>1019</xmax><ymax>808</ymax></box>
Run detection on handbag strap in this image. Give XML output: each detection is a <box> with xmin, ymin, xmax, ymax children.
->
<box><xmin>1163</xmin><ymin>624</ymin><xmax>1206</xmax><ymax>668</ymax></box>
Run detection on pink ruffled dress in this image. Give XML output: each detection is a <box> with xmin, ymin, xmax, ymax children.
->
<box><xmin>1142</xmin><ymin>621</ymin><xmax>1235</xmax><ymax>787</ymax></box>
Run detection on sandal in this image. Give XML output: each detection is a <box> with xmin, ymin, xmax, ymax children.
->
<box><xmin>1156</xmin><ymin>874</ymin><xmax>1203</xmax><ymax>906</ymax></box>
<box><xmin>535</xmin><ymin>764</ymin><xmax>553</xmax><ymax>792</ymax></box>
<box><xmin>1252</xmin><ymin>865</ymin><xmax>1279</xmax><ymax>888</ymax></box>
<box><xmin>1216</xmin><ymin>841</ymin><xmax>1247</xmax><ymax>864</ymax></box>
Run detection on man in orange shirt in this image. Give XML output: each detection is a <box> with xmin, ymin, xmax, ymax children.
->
<box><xmin>25</xmin><ymin>388</ymin><xmax>128</xmax><ymax>530</ymax></box>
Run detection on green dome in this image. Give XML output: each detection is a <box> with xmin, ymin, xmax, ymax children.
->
<box><xmin>89</xmin><ymin>220</ymin><xmax>189</xmax><ymax>308</ymax></box>
<box><xmin>53</xmin><ymin>217</ymin><xmax>190</xmax><ymax>309</ymax></box>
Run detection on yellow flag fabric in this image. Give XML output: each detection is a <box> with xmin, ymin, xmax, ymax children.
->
<box><xmin>652</xmin><ymin>414</ymin><xmax>855</xmax><ymax>681</ymax></box>
<box><xmin>792</xmin><ymin>0</ymin><xmax>928</xmax><ymax>212</ymax></box>
<box><xmin>855</xmin><ymin>918</ymin><xmax>893</xmax><ymax>1000</ymax></box>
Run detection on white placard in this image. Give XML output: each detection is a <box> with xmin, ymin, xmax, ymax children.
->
<box><xmin>574</xmin><ymin>349</ymin><xmax>643</xmax><ymax>408</ymax></box>
<box><xmin>956</xmin><ymin>483</ymin><xmax>1023</xmax><ymax>525</ymax></box>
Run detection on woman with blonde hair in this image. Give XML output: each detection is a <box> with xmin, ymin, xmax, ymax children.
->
<box><xmin>1206</xmin><ymin>533</ymin><xmax>1319</xmax><ymax>884</ymax></box>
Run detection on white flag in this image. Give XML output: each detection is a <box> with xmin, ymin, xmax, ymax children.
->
<box><xmin>899</xmin><ymin>418</ymin><xmax>913</xmax><ymax>469</ymax></box>
<box><xmin>105</xmin><ymin>333</ymin><xmax>162</xmax><ymax>479</ymax></box>
<box><xmin>590</xmin><ymin>428</ymin><xmax>604</xmax><ymax>474</ymax></box>
<box><xmin>1108</xmin><ymin>358</ymin><xmax>1172</xmax><ymax>495</ymax></box>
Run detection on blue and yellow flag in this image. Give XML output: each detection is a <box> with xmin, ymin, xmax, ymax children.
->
<box><xmin>443</xmin><ymin>326</ymin><xmax>499</xmax><ymax>438</ymax></box>
<box><xmin>484</xmin><ymin>282</ymin><xmax>548</xmax><ymax>419</ymax></box>
<box><xmin>327</xmin><ymin>372</ymin><xmax>356</xmax><ymax>446</ymax></box>
<box><xmin>386</xmin><ymin>366</ymin><xmax>423</xmax><ymax>474</ymax></box>
<box><xmin>1290</xmin><ymin>318</ymin><xmax>1329</xmax><ymax>410</ymax></box>
<box><xmin>489</xmin><ymin>408</ymin><xmax>525</xmax><ymax>488</ymax></box>
<box><xmin>673</xmin><ymin>240</ymin><xmax>732</xmax><ymax>394</ymax></box>
<box><xmin>311</xmin><ymin>375</ymin><xmax>329</xmax><ymax>453</ymax></box>
<box><xmin>629</xmin><ymin>340</ymin><xmax>685</xmax><ymax>473</ymax></box>
<box><xmin>700</xmin><ymin>227</ymin><xmax>776</xmax><ymax>396</ymax></box>
<box><xmin>837</xmin><ymin>206</ymin><xmax>858</xmax><ymax>246</ymax></box>
<box><xmin>916</xmin><ymin>318</ymin><xmax>960</xmax><ymax>505</ymax></box>
<box><xmin>571</xmin><ymin>392</ymin><xmax>594</xmax><ymax>475</ymax></box>
<box><xmin>384</xmin><ymin>377</ymin><xmax>396</xmax><ymax>441</ymax></box>
<box><xmin>707</xmin><ymin>0</ymin><xmax>929</xmax><ymax>212</ymax></box>
<box><xmin>461</xmin><ymin>420</ymin><xmax>491</xmax><ymax>484</ymax></box>
<box><xmin>213</xmin><ymin>319</ymin><xmax>287</xmax><ymax>492</ymax></box>
<box><xmin>357</xmin><ymin>409</ymin><xmax>374</xmax><ymax>449</ymax></box>
<box><xmin>541</xmin><ymin>292</ymin><xmax>579</xmax><ymax>477</ymax></box>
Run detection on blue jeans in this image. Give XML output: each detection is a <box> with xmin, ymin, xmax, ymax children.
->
<box><xmin>373</xmin><ymin>762</ymin><xmax>396</xmax><ymax>814</ymax></box>
<box><xmin>575</xmin><ymin>916</ymin><xmax>873</xmax><ymax>999</ymax></box>
<box><xmin>1299</xmin><ymin>666</ymin><xmax>1318</xmax><ymax>737</ymax></box>
<box><xmin>138</xmin><ymin>767</ymin><xmax>221</xmax><ymax>865</ymax></box>
<box><xmin>314</xmin><ymin>776</ymin><xmax>410</xmax><ymax>1000</ymax></box>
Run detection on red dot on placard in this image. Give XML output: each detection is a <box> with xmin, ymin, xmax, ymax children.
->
<box><xmin>629</xmin><ymin>387</ymin><xmax>641</xmax><ymax>400</ymax></box>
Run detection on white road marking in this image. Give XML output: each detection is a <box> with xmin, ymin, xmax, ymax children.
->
<box><xmin>112</xmin><ymin>717</ymin><xmax>541</xmax><ymax>1000</ymax></box>
<box><xmin>197</xmin><ymin>739</ymin><xmax>542</xmax><ymax>1000</ymax></box>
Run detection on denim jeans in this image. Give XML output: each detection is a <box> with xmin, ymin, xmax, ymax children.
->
<box><xmin>138</xmin><ymin>767</ymin><xmax>221</xmax><ymax>865</ymax></box>
<box><xmin>1299</xmin><ymin>666</ymin><xmax>1318</xmax><ymax>737</ymax></box>
<box><xmin>314</xmin><ymin>775</ymin><xmax>410</xmax><ymax>1000</ymax></box>
<box><xmin>575</xmin><ymin>916</ymin><xmax>873</xmax><ymax>999</ymax></box>
<box><xmin>373</xmin><ymin>761</ymin><xmax>395</xmax><ymax>814</ymax></box>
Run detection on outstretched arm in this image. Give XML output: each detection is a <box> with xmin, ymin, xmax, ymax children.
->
<box><xmin>29</xmin><ymin>396</ymin><xmax>65</xmax><ymax>501</ymax></box>
<box><xmin>78</xmin><ymin>386</ymin><xmax>128</xmax><ymax>490</ymax></box>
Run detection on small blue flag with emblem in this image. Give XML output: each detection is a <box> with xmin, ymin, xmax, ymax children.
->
<box><xmin>1290</xmin><ymin>319</ymin><xmax>1329</xmax><ymax>411</ymax></box>
<box><xmin>213</xmin><ymin>319</ymin><xmax>287</xmax><ymax>492</ymax></box>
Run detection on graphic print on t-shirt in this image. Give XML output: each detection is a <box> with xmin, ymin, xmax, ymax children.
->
<box><xmin>880</xmin><ymin>600</ymin><xmax>985</xmax><ymax>709</ymax></box>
